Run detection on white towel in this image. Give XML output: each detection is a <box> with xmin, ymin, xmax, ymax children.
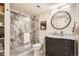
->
<box><xmin>24</xmin><ymin>33</ymin><xmax>31</xmax><ymax>48</ymax></box>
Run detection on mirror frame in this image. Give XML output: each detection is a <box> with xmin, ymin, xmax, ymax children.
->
<box><xmin>51</xmin><ymin>11</ymin><xmax>71</xmax><ymax>30</ymax></box>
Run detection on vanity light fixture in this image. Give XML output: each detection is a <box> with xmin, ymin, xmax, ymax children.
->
<box><xmin>49</xmin><ymin>3</ymin><xmax>67</xmax><ymax>11</ymax></box>
<box><xmin>50</xmin><ymin>4</ymin><xmax>71</xmax><ymax>14</ymax></box>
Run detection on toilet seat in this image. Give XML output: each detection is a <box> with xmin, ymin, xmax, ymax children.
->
<box><xmin>32</xmin><ymin>43</ymin><xmax>42</xmax><ymax>49</ymax></box>
<box><xmin>32</xmin><ymin>43</ymin><xmax>42</xmax><ymax>56</ymax></box>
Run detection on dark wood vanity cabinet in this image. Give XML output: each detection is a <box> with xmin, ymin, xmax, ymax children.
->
<box><xmin>45</xmin><ymin>37</ymin><xmax>78</xmax><ymax>56</ymax></box>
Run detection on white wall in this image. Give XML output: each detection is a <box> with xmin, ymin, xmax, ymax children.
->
<box><xmin>76</xmin><ymin>3</ymin><xmax>79</xmax><ymax>56</ymax></box>
<box><xmin>37</xmin><ymin>4</ymin><xmax>77</xmax><ymax>55</ymax></box>
<box><xmin>38</xmin><ymin>4</ymin><xmax>76</xmax><ymax>43</ymax></box>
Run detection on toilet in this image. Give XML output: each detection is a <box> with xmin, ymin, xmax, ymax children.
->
<box><xmin>32</xmin><ymin>43</ymin><xmax>42</xmax><ymax>56</ymax></box>
<box><xmin>24</xmin><ymin>33</ymin><xmax>42</xmax><ymax>56</ymax></box>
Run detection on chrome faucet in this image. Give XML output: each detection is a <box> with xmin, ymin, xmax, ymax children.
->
<box><xmin>52</xmin><ymin>31</ymin><xmax>64</xmax><ymax>37</ymax></box>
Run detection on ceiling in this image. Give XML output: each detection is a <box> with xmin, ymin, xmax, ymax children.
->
<box><xmin>10</xmin><ymin>3</ymin><xmax>57</xmax><ymax>16</ymax></box>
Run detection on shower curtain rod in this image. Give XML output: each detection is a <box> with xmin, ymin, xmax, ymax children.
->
<box><xmin>10</xmin><ymin>9</ymin><xmax>30</xmax><ymax>17</ymax></box>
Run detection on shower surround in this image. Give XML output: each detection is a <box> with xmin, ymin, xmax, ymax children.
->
<box><xmin>10</xmin><ymin>12</ymin><xmax>32</xmax><ymax>52</ymax></box>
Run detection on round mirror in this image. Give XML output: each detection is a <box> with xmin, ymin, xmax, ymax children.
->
<box><xmin>51</xmin><ymin>11</ymin><xmax>71</xmax><ymax>30</ymax></box>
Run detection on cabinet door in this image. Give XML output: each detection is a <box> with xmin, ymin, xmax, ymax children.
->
<box><xmin>45</xmin><ymin>37</ymin><xmax>65</xmax><ymax>56</ymax></box>
<box><xmin>45</xmin><ymin>37</ymin><xmax>75</xmax><ymax>56</ymax></box>
<box><xmin>63</xmin><ymin>39</ymin><xmax>74</xmax><ymax>56</ymax></box>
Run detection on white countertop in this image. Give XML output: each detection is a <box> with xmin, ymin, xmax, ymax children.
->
<box><xmin>46</xmin><ymin>34</ymin><xmax>75</xmax><ymax>40</ymax></box>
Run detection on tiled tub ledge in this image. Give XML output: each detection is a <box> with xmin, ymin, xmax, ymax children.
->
<box><xmin>10</xmin><ymin>46</ymin><xmax>33</xmax><ymax>56</ymax></box>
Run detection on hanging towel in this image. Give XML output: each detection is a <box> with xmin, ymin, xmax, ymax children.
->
<box><xmin>24</xmin><ymin>33</ymin><xmax>31</xmax><ymax>48</ymax></box>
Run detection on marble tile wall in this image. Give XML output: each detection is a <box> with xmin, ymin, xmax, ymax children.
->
<box><xmin>10</xmin><ymin>12</ymin><xmax>31</xmax><ymax>50</ymax></box>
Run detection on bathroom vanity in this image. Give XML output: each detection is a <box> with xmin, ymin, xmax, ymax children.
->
<box><xmin>45</xmin><ymin>34</ymin><xmax>78</xmax><ymax>56</ymax></box>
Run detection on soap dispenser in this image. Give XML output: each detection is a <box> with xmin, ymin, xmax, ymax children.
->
<box><xmin>60</xmin><ymin>31</ymin><xmax>64</xmax><ymax>37</ymax></box>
